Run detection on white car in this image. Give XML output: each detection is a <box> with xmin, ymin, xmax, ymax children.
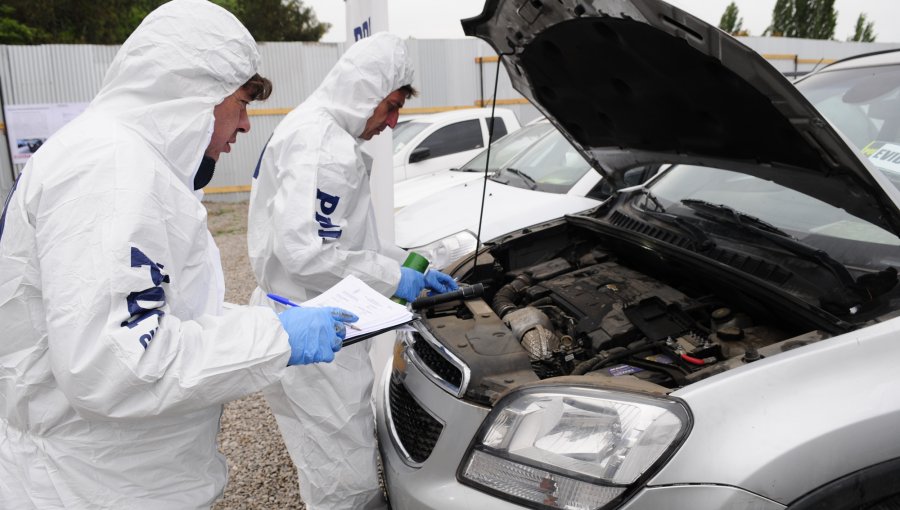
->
<box><xmin>391</xmin><ymin>108</ymin><xmax>521</xmax><ymax>182</ymax></box>
<box><xmin>395</xmin><ymin>124</ymin><xmax>657</xmax><ymax>268</ymax></box>
<box><xmin>394</xmin><ymin>119</ymin><xmax>554</xmax><ymax>210</ymax></box>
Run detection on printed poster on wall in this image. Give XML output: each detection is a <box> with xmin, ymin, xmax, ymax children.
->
<box><xmin>4</xmin><ymin>103</ymin><xmax>89</xmax><ymax>163</ymax></box>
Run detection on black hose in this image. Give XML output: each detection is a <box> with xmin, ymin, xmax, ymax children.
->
<box><xmin>491</xmin><ymin>274</ymin><xmax>532</xmax><ymax>319</ymax></box>
<box><xmin>571</xmin><ymin>347</ymin><xmax>628</xmax><ymax>375</ymax></box>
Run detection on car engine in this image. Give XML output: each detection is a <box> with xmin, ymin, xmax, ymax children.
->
<box><xmin>412</xmin><ymin>221</ymin><xmax>839</xmax><ymax>403</ymax></box>
<box><xmin>489</xmin><ymin>253</ymin><xmax>818</xmax><ymax>385</ymax></box>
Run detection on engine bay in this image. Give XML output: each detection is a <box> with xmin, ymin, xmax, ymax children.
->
<box><xmin>484</xmin><ymin>253</ymin><xmax>827</xmax><ymax>385</ymax></box>
<box><xmin>414</xmin><ymin>221</ymin><xmax>845</xmax><ymax>403</ymax></box>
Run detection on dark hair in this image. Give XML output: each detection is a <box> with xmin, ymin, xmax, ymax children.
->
<box><xmin>242</xmin><ymin>73</ymin><xmax>273</xmax><ymax>101</ymax></box>
<box><xmin>399</xmin><ymin>84</ymin><xmax>418</xmax><ymax>99</ymax></box>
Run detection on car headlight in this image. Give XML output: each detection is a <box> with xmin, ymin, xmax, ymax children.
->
<box><xmin>411</xmin><ymin>231</ymin><xmax>477</xmax><ymax>270</ymax></box>
<box><xmin>459</xmin><ymin>386</ymin><xmax>690</xmax><ymax>509</ymax></box>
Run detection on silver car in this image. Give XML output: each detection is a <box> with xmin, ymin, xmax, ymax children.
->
<box><xmin>376</xmin><ymin>1</ymin><xmax>900</xmax><ymax>509</ymax></box>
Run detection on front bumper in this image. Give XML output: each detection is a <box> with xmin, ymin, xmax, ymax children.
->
<box><xmin>375</xmin><ymin>351</ymin><xmax>525</xmax><ymax>509</ymax></box>
<box><xmin>376</xmin><ymin>359</ymin><xmax>785</xmax><ymax>510</ymax></box>
<box><xmin>375</xmin><ymin>342</ymin><xmax>785</xmax><ymax>510</ymax></box>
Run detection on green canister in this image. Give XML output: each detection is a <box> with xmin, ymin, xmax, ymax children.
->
<box><xmin>392</xmin><ymin>251</ymin><xmax>429</xmax><ymax>304</ymax></box>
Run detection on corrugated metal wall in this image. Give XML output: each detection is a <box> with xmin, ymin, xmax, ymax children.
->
<box><xmin>257</xmin><ymin>42</ymin><xmax>347</xmax><ymax>110</ymax></box>
<box><xmin>204</xmin><ymin>42</ymin><xmax>347</xmax><ymax>200</ymax></box>
<box><xmin>0</xmin><ymin>45</ymin><xmax>121</xmax><ymax>199</ymax></box>
<box><xmin>0</xmin><ymin>38</ymin><xmax>537</xmax><ymax>202</ymax></box>
<box><xmin>2</xmin><ymin>36</ymin><xmax>900</xmax><ymax>200</ymax></box>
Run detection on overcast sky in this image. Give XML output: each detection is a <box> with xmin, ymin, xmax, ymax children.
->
<box><xmin>303</xmin><ymin>0</ymin><xmax>899</xmax><ymax>43</ymax></box>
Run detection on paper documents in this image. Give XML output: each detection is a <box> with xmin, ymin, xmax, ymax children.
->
<box><xmin>301</xmin><ymin>275</ymin><xmax>414</xmax><ymax>341</ymax></box>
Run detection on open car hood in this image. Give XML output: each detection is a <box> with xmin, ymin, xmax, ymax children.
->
<box><xmin>462</xmin><ymin>0</ymin><xmax>900</xmax><ymax>234</ymax></box>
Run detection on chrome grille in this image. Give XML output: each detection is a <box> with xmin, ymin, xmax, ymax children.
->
<box><xmin>405</xmin><ymin>323</ymin><xmax>471</xmax><ymax>398</ymax></box>
<box><xmin>412</xmin><ymin>333</ymin><xmax>463</xmax><ymax>388</ymax></box>
<box><xmin>388</xmin><ymin>376</ymin><xmax>443</xmax><ymax>463</ymax></box>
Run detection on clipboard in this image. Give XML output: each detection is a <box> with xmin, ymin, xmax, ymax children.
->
<box><xmin>341</xmin><ymin>316</ymin><xmax>421</xmax><ymax>347</ymax></box>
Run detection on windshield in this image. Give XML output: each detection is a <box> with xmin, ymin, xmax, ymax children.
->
<box><xmin>392</xmin><ymin>120</ymin><xmax>429</xmax><ymax>155</ymax></box>
<box><xmin>494</xmin><ymin>128</ymin><xmax>592</xmax><ymax>193</ymax></box>
<box><xmin>641</xmin><ymin>165</ymin><xmax>900</xmax><ymax>269</ymax></box>
<box><xmin>459</xmin><ymin>121</ymin><xmax>554</xmax><ymax>173</ymax></box>
<box><xmin>795</xmin><ymin>63</ymin><xmax>900</xmax><ymax>189</ymax></box>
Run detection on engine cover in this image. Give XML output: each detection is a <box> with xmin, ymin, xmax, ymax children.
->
<box><xmin>534</xmin><ymin>261</ymin><xmax>696</xmax><ymax>349</ymax></box>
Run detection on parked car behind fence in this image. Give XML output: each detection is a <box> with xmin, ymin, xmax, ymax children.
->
<box><xmin>388</xmin><ymin>107</ymin><xmax>520</xmax><ymax>182</ymax></box>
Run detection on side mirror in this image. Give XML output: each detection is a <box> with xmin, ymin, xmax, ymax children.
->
<box><xmin>409</xmin><ymin>146</ymin><xmax>431</xmax><ymax>163</ymax></box>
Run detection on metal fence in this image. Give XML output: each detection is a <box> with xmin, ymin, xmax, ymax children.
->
<box><xmin>2</xmin><ymin>36</ymin><xmax>900</xmax><ymax>200</ymax></box>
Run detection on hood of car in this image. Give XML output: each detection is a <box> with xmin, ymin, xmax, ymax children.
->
<box><xmin>462</xmin><ymin>0</ymin><xmax>900</xmax><ymax>235</ymax></box>
<box><xmin>394</xmin><ymin>170</ymin><xmax>486</xmax><ymax>210</ymax></box>
<box><xmin>395</xmin><ymin>179</ymin><xmax>599</xmax><ymax>248</ymax></box>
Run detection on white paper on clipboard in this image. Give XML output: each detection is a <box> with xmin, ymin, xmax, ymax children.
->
<box><xmin>301</xmin><ymin>274</ymin><xmax>413</xmax><ymax>340</ymax></box>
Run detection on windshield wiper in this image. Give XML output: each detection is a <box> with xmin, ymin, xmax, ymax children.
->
<box><xmin>681</xmin><ymin>199</ymin><xmax>790</xmax><ymax>237</ymax></box>
<box><xmin>462</xmin><ymin>167</ymin><xmax>499</xmax><ymax>174</ymax></box>
<box><xmin>632</xmin><ymin>190</ymin><xmax>714</xmax><ymax>248</ymax></box>
<box><xmin>637</xmin><ymin>188</ymin><xmax>667</xmax><ymax>213</ymax></box>
<box><xmin>488</xmin><ymin>173</ymin><xmax>508</xmax><ymax>184</ymax></box>
<box><xmin>639</xmin><ymin>208</ymin><xmax>716</xmax><ymax>250</ymax></box>
<box><xmin>680</xmin><ymin>198</ymin><xmax>857</xmax><ymax>289</ymax></box>
<box><xmin>506</xmin><ymin>167</ymin><xmax>537</xmax><ymax>190</ymax></box>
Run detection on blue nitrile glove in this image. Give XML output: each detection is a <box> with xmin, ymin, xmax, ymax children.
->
<box><xmin>395</xmin><ymin>267</ymin><xmax>426</xmax><ymax>303</ymax></box>
<box><xmin>424</xmin><ymin>269</ymin><xmax>458</xmax><ymax>295</ymax></box>
<box><xmin>278</xmin><ymin>306</ymin><xmax>360</xmax><ymax>366</ymax></box>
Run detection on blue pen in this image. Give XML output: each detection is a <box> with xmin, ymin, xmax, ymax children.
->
<box><xmin>267</xmin><ymin>293</ymin><xmax>361</xmax><ymax>330</ymax></box>
<box><xmin>267</xmin><ymin>293</ymin><xmax>301</xmax><ymax>307</ymax></box>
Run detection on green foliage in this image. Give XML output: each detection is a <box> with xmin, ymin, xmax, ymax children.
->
<box><xmin>766</xmin><ymin>0</ymin><xmax>837</xmax><ymax>40</ymax></box>
<box><xmin>232</xmin><ymin>0</ymin><xmax>330</xmax><ymax>42</ymax></box>
<box><xmin>209</xmin><ymin>0</ymin><xmax>239</xmax><ymax>13</ymax></box>
<box><xmin>0</xmin><ymin>6</ymin><xmax>44</xmax><ymax>44</ymax></box>
<box><xmin>767</xmin><ymin>0</ymin><xmax>792</xmax><ymax>37</ymax></box>
<box><xmin>0</xmin><ymin>0</ymin><xmax>329</xmax><ymax>45</ymax></box>
<box><xmin>718</xmin><ymin>2</ymin><xmax>744</xmax><ymax>35</ymax></box>
<box><xmin>806</xmin><ymin>0</ymin><xmax>837</xmax><ymax>40</ymax></box>
<box><xmin>0</xmin><ymin>0</ymin><xmax>168</xmax><ymax>44</ymax></box>
<box><xmin>849</xmin><ymin>13</ymin><xmax>876</xmax><ymax>42</ymax></box>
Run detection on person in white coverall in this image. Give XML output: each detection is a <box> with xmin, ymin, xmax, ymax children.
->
<box><xmin>247</xmin><ymin>33</ymin><xmax>458</xmax><ymax>509</ymax></box>
<box><xmin>0</xmin><ymin>1</ymin><xmax>357</xmax><ymax>508</ymax></box>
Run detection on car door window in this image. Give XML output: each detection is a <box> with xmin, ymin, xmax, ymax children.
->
<box><xmin>393</xmin><ymin>121</ymin><xmax>429</xmax><ymax>155</ymax></box>
<box><xmin>416</xmin><ymin>119</ymin><xmax>483</xmax><ymax>160</ymax></box>
<box><xmin>488</xmin><ymin>118</ymin><xmax>508</xmax><ymax>140</ymax></box>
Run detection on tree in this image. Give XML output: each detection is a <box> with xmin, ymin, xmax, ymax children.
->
<box><xmin>805</xmin><ymin>0</ymin><xmax>837</xmax><ymax>40</ymax></box>
<box><xmin>0</xmin><ymin>6</ymin><xmax>44</xmax><ymax>44</ymax></box>
<box><xmin>767</xmin><ymin>0</ymin><xmax>792</xmax><ymax>37</ymax></box>
<box><xmin>0</xmin><ymin>0</ymin><xmax>329</xmax><ymax>45</ymax></box>
<box><xmin>765</xmin><ymin>0</ymin><xmax>837</xmax><ymax>40</ymax></box>
<box><xmin>718</xmin><ymin>2</ymin><xmax>744</xmax><ymax>35</ymax></box>
<box><xmin>848</xmin><ymin>13</ymin><xmax>876</xmax><ymax>42</ymax></box>
<box><xmin>231</xmin><ymin>0</ymin><xmax>329</xmax><ymax>42</ymax></box>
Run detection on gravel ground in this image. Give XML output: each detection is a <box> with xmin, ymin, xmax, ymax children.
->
<box><xmin>205</xmin><ymin>201</ymin><xmax>305</xmax><ymax>510</ymax></box>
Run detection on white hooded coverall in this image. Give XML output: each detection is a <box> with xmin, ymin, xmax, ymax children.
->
<box><xmin>247</xmin><ymin>33</ymin><xmax>414</xmax><ymax>510</ymax></box>
<box><xmin>0</xmin><ymin>1</ymin><xmax>293</xmax><ymax>508</ymax></box>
